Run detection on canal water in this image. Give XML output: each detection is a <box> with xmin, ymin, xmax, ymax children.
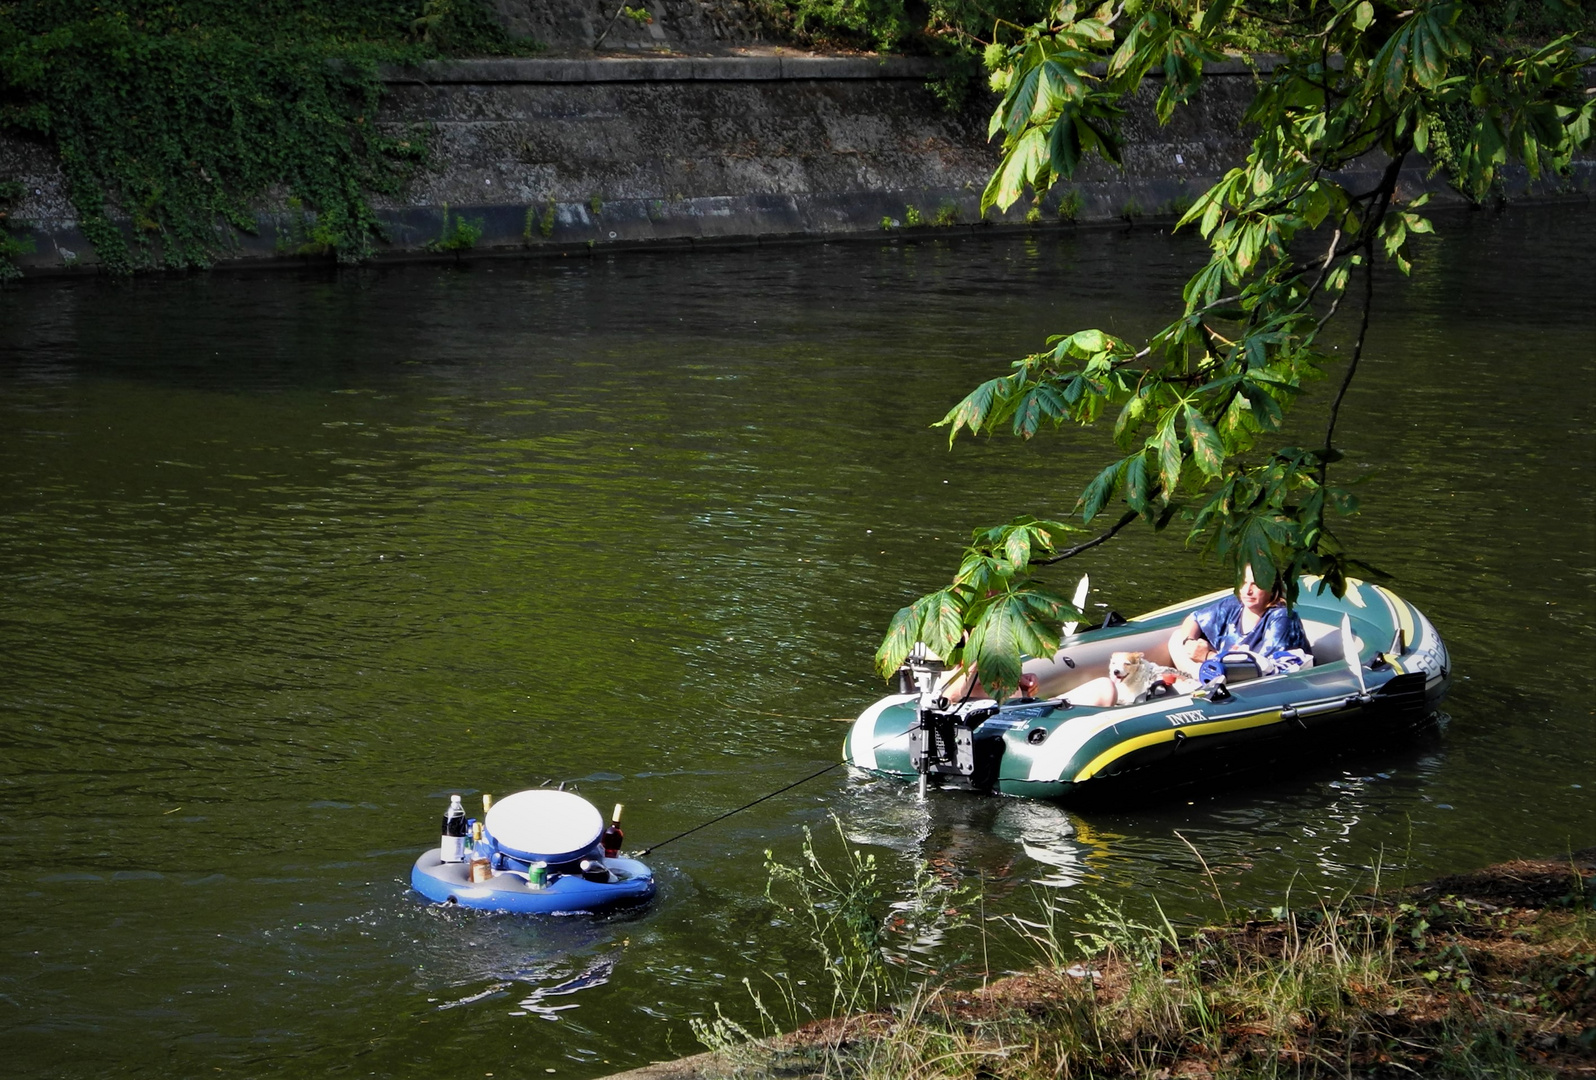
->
<box><xmin>1</xmin><ymin>205</ymin><xmax>1592</xmax><ymax>1078</ymax></box>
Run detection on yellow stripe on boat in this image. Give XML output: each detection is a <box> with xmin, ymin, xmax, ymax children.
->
<box><xmin>1071</xmin><ymin>709</ymin><xmax>1286</xmax><ymax>782</ymax></box>
<box><xmin>1382</xmin><ymin>588</ymin><xmax>1417</xmax><ymax>651</ymax></box>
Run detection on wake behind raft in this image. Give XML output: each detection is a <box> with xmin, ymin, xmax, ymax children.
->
<box><xmin>411</xmin><ymin>789</ymin><xmax>655</xmax><ymax>914</ymax></box>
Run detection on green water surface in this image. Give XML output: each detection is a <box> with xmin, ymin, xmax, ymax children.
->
<box><xmin>1</xmin><ymin>206</ymin><xmax>1592</xmax><ymax>1078</ymax></box>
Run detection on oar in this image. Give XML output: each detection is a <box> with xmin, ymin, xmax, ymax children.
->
<box><xmin>1341</xmin><ymin>612</ymin><xmax>1368</xmax><ymax>695</ymax></box>
<box><xmin>1062</xmin><ymin>573</ymin><xmax>1090</xmax><ymax>638</ymax></box>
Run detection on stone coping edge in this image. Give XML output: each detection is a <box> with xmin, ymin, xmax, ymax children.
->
<box><xmin>378</xmin><ymin>53</ymin><xmax>1298</xmax><ymax>84</ymax></box>
<box><xmin>381</xmin><ymin>55</ymin><xmax>943</xmax><ymax>83</ymax></box>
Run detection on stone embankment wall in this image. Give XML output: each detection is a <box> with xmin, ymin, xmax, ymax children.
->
<box><xmin>3</xmin><ymin>44</ymin><xmax>1590</xmax><ymax>273</ymax></box>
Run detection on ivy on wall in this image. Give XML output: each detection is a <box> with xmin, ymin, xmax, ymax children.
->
<box><xmin>0</xmin><ymin>0</ymin><xmax>536</xmax><ymax>274</ymax></box>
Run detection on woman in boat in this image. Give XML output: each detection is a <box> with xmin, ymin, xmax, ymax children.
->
<box><xmin>1045</xmin><ymin>566</ymin><xmax>1311</xmax><ymax>710</ymax></box>
<box><xmin>1168</xmin><ymin>564</ymin><xmax>1310</xmax><ymax>679</ymax></box>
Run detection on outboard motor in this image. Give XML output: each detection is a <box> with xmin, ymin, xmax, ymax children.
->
<box><xmin>909</xmin><ymin>702</ymin><xmax>1000</xmax><ymax>783</ymax></box>
<box><xmin>896</xmin><ymin>646</ymin><xmax>1002</xmax><ymax>795</ymax></box>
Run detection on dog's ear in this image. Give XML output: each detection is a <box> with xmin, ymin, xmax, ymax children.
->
<box><xmin>1127</xmin><ymin>651</ymin><xmax>1145</xmax><ymax>663</ymax></box>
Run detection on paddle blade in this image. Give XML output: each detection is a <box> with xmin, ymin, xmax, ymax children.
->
<box><xmin>1062</xmin><ymin>573</ymin><xmax>1090</xmax><ymax>638</ymax></box>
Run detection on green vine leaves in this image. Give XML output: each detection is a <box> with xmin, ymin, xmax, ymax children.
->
<box><xmin>0</xmin><ymin>2</ymin><xmax>528</xmax><ymax>274</ymax></box>
<box><xmin>879</xmin><ymin>0</ymin><xmax>1592</xmax><ymax>692</ymax></box>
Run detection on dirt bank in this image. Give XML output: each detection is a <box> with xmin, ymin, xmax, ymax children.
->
<box><xmin>611</xmin><ymin>849</ymin><xmax>1596</xmax><ymax>1080</ymax></box>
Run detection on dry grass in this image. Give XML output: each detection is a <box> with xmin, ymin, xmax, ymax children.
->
<box><xmin>722</xmin><ymin>850</ymin><xmax>1595</xmax><ymax>1080</ymax></box>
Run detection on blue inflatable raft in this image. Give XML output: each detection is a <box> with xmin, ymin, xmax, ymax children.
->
<box><xmin>410</xmin><ymin>850</ymin><xmax>655</xmax><ymax>914</ymax></box>
<box><xmin>410</xmin><ymin>788</ymin><xmax>656</xmax><ymax>914</ymax></box>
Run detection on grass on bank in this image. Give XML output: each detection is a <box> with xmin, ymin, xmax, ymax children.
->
<box><xmin>697</xmin><ymin>824</ymin><xmax>1596</xmax><ymax>1079</ymax></box>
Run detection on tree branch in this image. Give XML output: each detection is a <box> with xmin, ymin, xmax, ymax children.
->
<box><xmin>1319</xmin><ymin>152</ymin><xmax>1405</xmax><ymax>486</ymax></box>
<box><xmin>1032</xmin><ymin>509</ymin><xmax>1139</xmax><ymax>565</ymax></box>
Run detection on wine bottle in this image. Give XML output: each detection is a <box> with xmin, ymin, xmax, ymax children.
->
<box><xmin>601</xmin><ymin>804</ymin><xmax>624</xmax><ymax>858</ymax></box>
<box><xmin>440</xmin><ymin>794</ymin><xmax>467</xmax><ymax>863</ymax></box>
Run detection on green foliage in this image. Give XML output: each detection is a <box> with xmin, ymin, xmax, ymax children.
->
<box><xmin>0</xmin><ymin>1</ymin><xmax>536</xmax><ymax>273</ymax></box>
<box><xmin>425</xmin><ymin>202</ymin><xmax>482</xmax><ymax>252</ymax></box>
<box><xmin>885</xmin><ymin>0</ymin><xmax>1593</xmax><ymax>692</ymax></box>
<box><xmin>0</xmin><ymin>178</ymin><xmax>34</xmax><ymax>280</ymax></box>
<box><xmin>757</xmin><ymin>818</ymin><xmax>972</xmax><ymax>1020</ymax></box>
<box><xmin>589</xmin><ymin>192</ymin><xmax>604</xmax><ymax>216</ymax></box>
<box><xmin>522</xmin><ymin>198</ymin><xmax>558</xmax><ymax>242</ymax></box>
<box><xmin>932</xmin><ymin>199</ymin><xmax>960</xmax><ymax>225</ymax></box>
<box><xmin>1056</xmin><ymin>187</ymin><xmax>1084</xmax><ymax>221</ymax></box>
<box><xmin>903</xmin><ymin>203</ymin><xmax>925</xmax><ymax>226</ymax></box>
<box><xmin>876</xmin><ymin>516</ymin><xmax>1084</xmax><ymax>695</ymax></box>
<box><xmin>621</xmin><ymin>6</ymin><xmax>653</xmax><ymax>25</ymax></box>
<box><xmin>272</xmin><ymin>195</ymin><xmax>340</xmax><ymax>256</ymax></box>
<box><xmin>750</xmin><ymin>0</ymin><xmax>1056</xmax><ymax>65</ymax></box>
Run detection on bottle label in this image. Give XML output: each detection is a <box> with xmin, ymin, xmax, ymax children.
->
<box><xmin>441</xmin><ymin>835</ymin><xmax>466</xmax><ymax>863</ymax></box>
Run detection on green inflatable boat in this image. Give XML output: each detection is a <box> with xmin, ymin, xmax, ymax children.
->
<box><xmin>844</xmin><ymin>577</ymin><xmax>1449</xmax><ymax>803</ymax></box>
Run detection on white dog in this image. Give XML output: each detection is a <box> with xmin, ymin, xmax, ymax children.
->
<box><xmin>1108</xmin><ymin>651</ymin><xmax>1198</xmax><ymax>706</ymax></box>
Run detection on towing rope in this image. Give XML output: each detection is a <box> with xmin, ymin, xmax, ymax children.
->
<box><xmin>634</xmin><ymin>758</ymin><xmax>846</xmax><ymax>857</ymax></box>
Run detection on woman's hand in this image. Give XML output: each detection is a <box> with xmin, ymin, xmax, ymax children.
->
<box><xmin>1168</xmin><ymin>615</ymin><xmax>1210</xmax><ymax>678</ymax></box>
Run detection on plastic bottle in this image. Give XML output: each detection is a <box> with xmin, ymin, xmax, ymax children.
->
<box><xmin>440</xmin><ymin>795</ymin><xmax>467</xmax><ymax>863</ymax></box>
<box><xmin>601</xmin><ymin>804</ymin><xmax>624</xmax><ymax>858</ymax></box>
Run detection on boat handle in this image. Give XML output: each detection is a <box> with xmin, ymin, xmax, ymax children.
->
<box><xmin>1281</xmin><ymin>693</ymin><xmax>1369</xmax><ymax>722</ymax></box>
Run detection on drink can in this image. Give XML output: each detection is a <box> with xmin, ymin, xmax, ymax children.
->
<box><xmin>528</xmin><ymin>861</ymin><xmax>547</xmax><ymax>888</ymax></box>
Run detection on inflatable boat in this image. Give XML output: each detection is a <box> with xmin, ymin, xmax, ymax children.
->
<box><xmin>845</xmin><ymin>576</ymin><xmax>1449</xmax><ymax>803</ymax></box>
<box><xmin>410</xmin><ymin>789</ymin><xmax>656</xmax><ymax>914</ymax></box>
<box><xmin>410</xmin><ymin>851</ymin><xmax>655</xmax><ymax>915</ymax></box>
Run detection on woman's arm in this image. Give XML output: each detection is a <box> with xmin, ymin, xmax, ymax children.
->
<box><xmin>1168</xmin><ymin>614</ymin><xmax>1212</xmax><ymax>678</ymax></box>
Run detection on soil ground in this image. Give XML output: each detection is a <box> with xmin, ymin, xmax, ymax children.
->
<box><xmin>607</xmin><ymin>849</ymin><xmax>1596</xmax><ymax>1079</ymax></box>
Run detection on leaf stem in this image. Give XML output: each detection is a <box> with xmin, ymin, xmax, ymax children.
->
<box><xmin>1031</xmin><ymin>509</ymin><xmax>1139</xmax><ymax>565</ymax></box>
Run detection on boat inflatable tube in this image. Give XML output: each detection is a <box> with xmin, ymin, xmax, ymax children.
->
<box><xmin>847</xmin><ymin>575</ymin><xmax>1451</xmax><ymax>804</ymax></box>
<box><xmin>411</xmin><ymin>850</ymin><xmax>655</xmax><ymax>914</ymax></box>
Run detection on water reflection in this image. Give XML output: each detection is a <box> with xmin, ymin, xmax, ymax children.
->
<box><xmin>991</xmin><ymin>801</ymin><xmax>1090</xmax><ymax>890</ymax></box>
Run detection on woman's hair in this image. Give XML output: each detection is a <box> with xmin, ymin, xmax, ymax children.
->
<box><xmin>1265</xmin><ymin>572</ymin><xmax>1287</xmax><ymax>602</ymax></box>
<box><xmin>1242</xmin><ymin>563</ymin><xmax>1287</xmax><ymax>603</ymax></box>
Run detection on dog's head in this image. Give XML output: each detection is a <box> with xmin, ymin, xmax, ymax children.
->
<box><xmin>1108</xmin><ymin>651</ymin><xmax>1147</xmax><ymax>683</ymax></box>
